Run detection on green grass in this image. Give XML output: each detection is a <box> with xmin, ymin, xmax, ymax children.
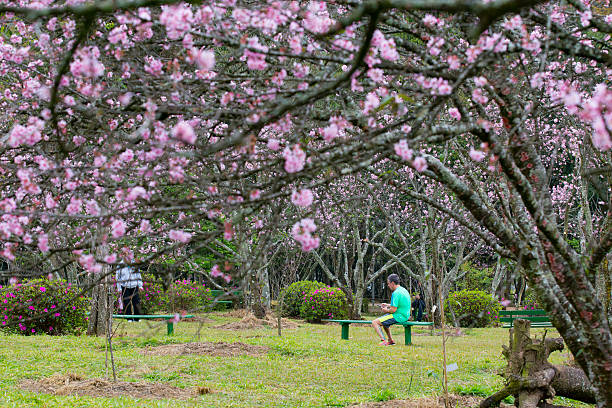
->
<box><xmin>0</xmin><ymin>312</ymin><xmax>593</xmax><ymax>407</ymax></box>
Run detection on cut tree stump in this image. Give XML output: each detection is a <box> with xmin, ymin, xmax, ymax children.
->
<box><xmin>480</xmin><ymin>319</ymin><xmax>595</xmax><ymax>408</ymax></box>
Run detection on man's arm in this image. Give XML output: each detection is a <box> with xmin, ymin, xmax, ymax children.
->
<box><xmin>133</xmin><ymin>271</ymin><xmax>144</xmax><ymax>289</ymax></box>
<box><xmin>382</xmin><ymin>304</ymin><xmax>398</xmax><ymax>313</ymax></box>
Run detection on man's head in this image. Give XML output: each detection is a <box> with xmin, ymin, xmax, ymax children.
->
<box><xmin>387</xmin><ymin>274</ymin><xmax>400</xmax><ymax>291</ymax></box>
<box><xmin>415</xmin><ymin>293</ymin><xmax>420</xmax><ymax>299</ymax></box>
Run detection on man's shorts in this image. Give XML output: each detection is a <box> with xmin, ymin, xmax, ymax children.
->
<box><xmin>377</xmin><ymin>314</ymin><xmax>398</xmax><ymax>327</ymax></box>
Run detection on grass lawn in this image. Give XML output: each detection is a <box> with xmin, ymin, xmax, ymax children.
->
<box><xmin>0</xmin><ymin>311</ymin><xmax>593</xmax><ymax>407</ymax></box>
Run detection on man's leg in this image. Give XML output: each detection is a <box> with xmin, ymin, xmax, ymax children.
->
<box><xmin>372</xmin><ymin>319</ymin><xmax>386</xmax><ymax>342</ymax></box>
<box><xmin>124</xmin><ymin>287</ymin><xmax>135</xmax><ymax>321</ymax></box>
<box><xmin>383</xmin><ymin>325</ymin><xmax>394</xmax><ymax>344</ymax></box>
<box><xmin>132</xmin><ymin>290</ymin><xmax>141</xmax><ymax>322</ymax></box>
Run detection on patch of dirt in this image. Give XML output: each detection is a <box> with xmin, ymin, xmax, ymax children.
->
<box><xmin>214</xmin><ymin>313</ymin><xmax>299</xmax><ymax>330</ymax></box>
<box><xmin>140</xmin><ymin>341</ymin><xmax>270</xmax><ymax>357</ymax></box>
<box><xmin>346</xmin><ymin>395</ymin><xmax>512</xmax><ymax>408</ymax></box>
<box><xmin>21</xmin><ymin>373</ymin><xmax>198</xmax><ymax>400</ymax></box>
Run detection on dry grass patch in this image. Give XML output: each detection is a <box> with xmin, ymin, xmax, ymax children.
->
<box><xmin>214</xmin><ymin>313</ymin><xmax>299</xmax><ymax>330</ymax></box>
<box><xmin>140</xmin><ymin>341</ymin><xmax>270</xmax><ymax>357</ymax></box>
<box><xmin>21</xmin><ymin>373</ymin><xmax>197</xmax><ymax>400</ymax></box>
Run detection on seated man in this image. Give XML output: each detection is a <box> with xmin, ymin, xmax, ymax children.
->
<box><xmin>372</xmin><ymin>274</ymin><xmax>411</xmax><ymax>345</ymax></box>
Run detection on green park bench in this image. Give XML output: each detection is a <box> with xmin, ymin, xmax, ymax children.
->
<box><xmin>323</xmin><ymin>319</ymin><xmax>433</xmax><ymax>345</ymax></box>
<box><xmin>210</xmin><ymin>289</ymin><xmax>242</xmax><ymax>308</ymax></box>
<box><xmin>499</xmin><ymin>309</ymin><xmax>553</xmax><ymax>328</ymax></box>
<box><xmin>113</xmin><ymin>314</ymin><xmax>194</xmax><ymax>335</ymax></box>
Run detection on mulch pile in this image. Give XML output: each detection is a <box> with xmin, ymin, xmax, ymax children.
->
<box><xmin>346</xmin><ymin>394</ymin><xmax>512</xmax><ymax>407</ymax></box>
<box><xmin>140</xmin><ymin>341</ymin><xmax>269</xmax><ymax>357</ymax></box>
<box><xmin>214</xmin><ymin>313</ymin><xmax>299</xmax><ymax>330</ymax></box>
<box><xmin>21</xmin><ymin>373</ymin><xmax>198</xmax><ymax>400</ymax></box>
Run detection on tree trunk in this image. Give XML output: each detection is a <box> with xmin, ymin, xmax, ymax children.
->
<box><xmin>480</xmin><ymin>320</ymin><xmax>595</xmax><ymax>408</ymax></box>
<box><xmin>87</xmin><ymin>277</ymin><xmax>111</xmax><ymax>336</ymax></box>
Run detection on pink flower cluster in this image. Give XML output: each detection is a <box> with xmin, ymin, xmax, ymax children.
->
<box><xmin>79</xmin><ymin>254</ymin><xmax>102</xmax><ymax>274</ymax></box>
<box><xmin>291</xmin><ymin>189</ymin><xmax>313</xmax><ymax>207</ymax></box>
<box><xmin>579</xmin><ymin>84</ymin><xmax>612</xmax><ymax>151</ymax></box>
<box><xmin>469</xmin><ymin>148</ymin><xmax>486</xmax><ymax>162</ymax></box>
<box><xmin>111</xmin><ymin>219</ymin><xmax>126</xmax><ymax>238</ymax></box>
<box><xmin>191</xmin><ymin>48</ymin><xmax>215</xmax><ymax>71</ymax></box>
<box><xmin>414</xmin><ymin>75</ymin><xmax>452</xmax><ymax>95</ymax></box>
<box><xmin>291</xmin><ymin>218</ymin><xmax>320</xmax><ymax>252</ymax></box>
<box><xmin>320</xmin><ymin>116</ymin><xmax>349</xmax><ymax>142</ymax></box>
<box><xmin>16</xmin><ymin>168</ymin><xmax>41</xmax><ymax>195</ymax></box>
<box><xmin>160</xmin><ymin>4</ymin><xmax>193</xmax><ymax>40</ymax></box>
<box><xmin>210</xmin><ymin>264</ymin><xmax>231</xmax><ymax>283</ymax></box>
<box><xmin>394</xmin><ymin>139</ymin><xmax>413</xmax><ymax>161</ymax></box>
<box><xmin>283</xmin><ymin>144</ymin><xmax>306</xmax><ymax>173</ymax></box>
<box><xmin>169</xmin><ymin>229</ymin><xmax>192</xmax><ymax>243</ymax></box>
<box><xmin>448</xmin><ymin>107</ymin><xmax>461</xmax><ymax>121</ymax></box>
<box><xmin>394</xmin><ymin>140</ymin><xmax>428</xmax><ymax>172</ymax></box>
<box><xmin>372</xmin><ymin>30</ymin><xmax>399</xmax><ymax>61</ymax></box>
<box><xmin>144</xmin><ymin>56</ymin><xmax>163</xmax><ymax>76</ymax></box>
<box><xmin>172</xmin><ymin>121</ymin><xmax>197</xmax><ymax>144</ymax></box>
<box><xmin>244</xmin><ymin>37</ymin><xmax>268</xmax><ymax>70</ymax></box>
<box><xmin>8</xmin><ymin>117</ymin><xmax>44</xmax><ymax>148</ymax></box>
<box><xmin>69</xmin><ymin>47</ymin><xmax>104</xmax><ymax>78</ymax></box>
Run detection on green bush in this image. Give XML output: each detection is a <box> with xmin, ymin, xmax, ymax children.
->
<box><xmin>279</xmin><ymin>280</ymin><xmax>327</xmax><ymax>317</ymax></box>
<box><xmin>140</xmin><ymin>279</ymin><xmax>212</xmax><ymax>313</ymax></box>
<box><xmin>0</xmin><ymin>278</ymin><xmax>89</xmax><ymax>335</ymax></box>
<box><xmin>445</xmin><ymin>290</ymin><xmax>501</xmax><ymax>328</ymax></box>
<box><xmin>299</xmin><ymin>286</ymin><xmax>348</xmax><ymax>323</ymax></box>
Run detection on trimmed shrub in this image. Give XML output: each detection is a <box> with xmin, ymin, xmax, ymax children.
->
<box><xmin>445</xmin><ymin>290</ymin><xmax>501</xmax><ymax>328</ymax></box>
<box><xmin>299</xmin><ymin>286</ymin><xmax>348</xmax><ymax>323</ymax></box>
<box><xmin>0</xmin><ymin>278</ymin><xmax>88</xmax><ymax>335</ymax></box>
<box><xmin>140</xmin><ymin>279</ymin><xmax>212</xmax><ymax>313</ymax></box>
<box><xmin>279</xmin><ymin>280</ymin><xmax>327</xmax><ymax>317</ymax></box>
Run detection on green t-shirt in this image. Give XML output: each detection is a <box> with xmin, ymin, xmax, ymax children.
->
<box><xmin>390</xmin><ymin>286</ymin><xmax>411</xmax><ymax>323</ymax></box>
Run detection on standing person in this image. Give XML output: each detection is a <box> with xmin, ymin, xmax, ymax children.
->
<box><xmin>372</xmin><ymin>274</ymin><xmax>411</xmax><ymax>345</ymax></box>
<box><xmin>116</xmin><ymin>263</ymin><xmax>143</xmax><ymax>321</ymax></box>
<box><xmin>412</xmin><ymin>293</ymin><xmax>426</xmax><ymax>322</ymax></box>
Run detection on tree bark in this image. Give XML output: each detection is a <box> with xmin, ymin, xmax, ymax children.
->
<box><xmin>87</xmin><ymin>276</ymin><xmax>111</xmax><ymax>336</ymax></box>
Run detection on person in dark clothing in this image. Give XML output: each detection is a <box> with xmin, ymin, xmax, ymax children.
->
<box><xmin>116</xmin><ymin>264</ymin><xmax>143</xmax><ymax>321</ymax></box>
<box><xmin>412</xmin><ymin>293</ymin><xmax>426</xmax><ymax>321</ymax></box>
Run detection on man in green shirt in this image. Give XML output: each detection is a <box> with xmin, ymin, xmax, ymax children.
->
<box><xmin>372</xmin><ymin>274</ymin><xmax>412</xmax><ymax>345</ymax></box>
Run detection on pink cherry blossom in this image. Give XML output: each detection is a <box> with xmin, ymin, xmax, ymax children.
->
<box><xmin>111</xmin><ymin>219</ymin><xmax>126</xmax><ymax>238</ymax></box>
<box><xmin>172</xmin><ymin>121</ymin><xmax>197</xmax><ymax>144</ymax></box>
<box><xmin>169</xmin><ymin>229</ymin><xmax>192</xmax><ymax>243</ymax></box>
<box><xmin>469</xmin><ymin>148</ymin><xmax>486</xmax><ymax>162</ymax></box>
<box><xmin>291</xmin><ymin>189</ymin><xmax>314</xmax><ymax>207</ymax></box>
<box><xmin>412</xmin><ymin>157</ymin><xmax>428</xmax><ymax>172</ymax></box>
<box><xmin>394</xmin><ymin>139</ymin><xmax>413</xmax><ymax>161</ymax></box>
<box><xmin>449</xmin><ymin>108</ymin><xmax>461</xmax><ymax>120</ymax></box>
<box><xmin>283</xmin><ymin>144</ymin><xmax>306</xmax><ymax>173</ymax></box>
<box><xmin>37</xmin><ymin>233</ymin><xmax>49</xmax><ymax>252</ymax></box>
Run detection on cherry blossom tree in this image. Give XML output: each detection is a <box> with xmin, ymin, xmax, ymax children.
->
<box><xmin>0</xmin><ymin>0</ymin><xmax>611</xmax><ymax>404</ymax></box>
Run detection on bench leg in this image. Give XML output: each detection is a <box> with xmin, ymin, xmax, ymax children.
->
<box><xmin>404</xmin><ymin>326</ymin><xmax>412</xmax><ymax>346</ymax></box>
<box><xmin>341</xmin><ymin>323</ymin><xmax>350</xmax><ymax>340</ymax></box>
<box><xmin>167</xmin><ymin>322</ymin><xmax>174</xmax><ymax>335</ymax></box>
